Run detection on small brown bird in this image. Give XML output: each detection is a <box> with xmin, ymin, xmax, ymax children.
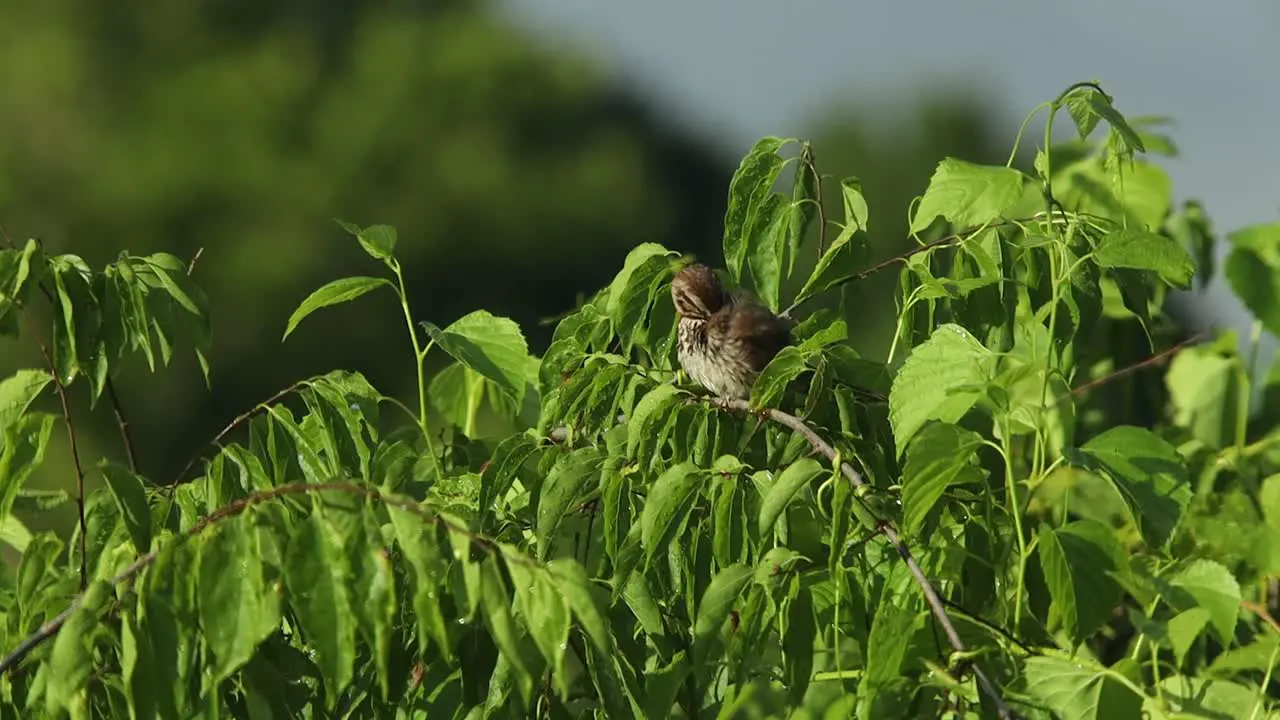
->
<box><xmin>670</xmin><ymin>263</ymin><xmax>792</xmax><ymax>400</ymax></box>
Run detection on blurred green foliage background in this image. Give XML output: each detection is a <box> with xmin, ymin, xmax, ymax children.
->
<box><xmin>0</xmin><ymin>0</ymin><xmax>1019</xmax><ymax>537</ymax></box>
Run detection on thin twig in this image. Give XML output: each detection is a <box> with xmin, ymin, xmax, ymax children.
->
<box><xmin>0</xmin><ymin>478</ymin><xmax>527</xmax><ymax>675</ymax></box>
<box><xmin>105</xmin><ymin>379</ymin><xmax>140</xmax><ymax>474</ymax></box>
<box><xmin>719</xmin><ymin>399</ymin><xmax>1019</xmax><ymax>720</ymax></box>
<box><xmin>1062</xmin><ymin>329</ymin><xmax>1211</xmax><ymax>401</ymax></box>
<box><xmin>1243</xmin><ymin>600</ymin><xmax>1280</xmax><ymax>636</ymax></box>
<box><xmin>37</xmin><ymin>343</ymin><xmax>89</xmax><ymax>590</ymax></box>
<box><xmin>169</xmin><ymin>380</ymin><xmax>310</xmax><ymax>486</ymax></box>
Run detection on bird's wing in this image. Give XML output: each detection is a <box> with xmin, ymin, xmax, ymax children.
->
<box><xmin>727</xmin><ymin>300</ymin><xmax>792</xmax><ymax>369</ymax></box>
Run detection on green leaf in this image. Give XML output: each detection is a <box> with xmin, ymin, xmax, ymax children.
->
<box><xmin>1093</xmin><ymin>229</ymin><xmax>1195</xmax><ymax>289</ymax></box>
<box><xmin>757</xmin><ymin>458</ymin><xmax>823</xmax><ymax>537</ymax></box>
<box><xmin>1224</xmin><ymin>221</ymin><xmax>1280</xmax><ymax>336</ymax></box>
<box><xmin>900</xmin><ymin>422</ymin><xmax>987</xmax><ymax>535</ymax></box>
<box><xmin>337</xmin><ymin>220</ymin><xmax>397</xmax><ymax>261</ymax></box>
<box><xmin>477</xmin><ymin>557</ymin><xmax>536</xmax><ymax>703</ymax></box>
<box><xmin>783</xmin><ymin>586</ymin><xmax>816</xmax><ymax>704</ymax></box>
<box><xmin>786</xmin><ymin>143</ymin><xmax>820</xmax><ymax>277</ymax></box>
<box><xmin>284</xmin><ymin>512</ymin><xmax>356</xmax><ymax>705</ymax></box>
<box><xmin>864</xmin><ymin>581</ymin><xmax>924</xmax><ymax>689</ymax></box>
<box><xmin>386</xmin><ymin>506</ymin><xmax>452</xmax><ymax>660</ymax></box>
<box><xmin>547</xmin><ymin>559</ymin><xmax>614</xmax><ymax>656</ymax></box>
<box><xmin>840</xmin><ymin>176</ymin><xmax>869</xmax><ymax>233</ymax></box>
<box><xmin>1166</xmin><ymin>200</ymin><xmax>1215</xmax><ymax>289</ymax></box>
<box><xmin>723</xmin><ymin>137</ymin><xmax>789</xmax><ymax>283</ymax></box>
<box><xmin>536</xmin><ymin>448</ymin><xmax>605</xmax><ymax>559</ymax></box>
<box><xmin>0</xmin><ymin>369</ymin><xmax>52</xmax><ymax>433</ymax></box>
<box><xmin>910</xmin><ymin>159</ymin><xmax>1033</xmax><ymax>233</ymax></box>
<box><xmin>640</xmin><ymin>462</ymin><xmax>701</xmax><ymax>568</ymax></box>
<box><xmin>198</xmin><ymin>514</ymin><xmax>280</xmax><ymax>682</ymax></box>
<box><xmin>606</xmin><ymin>243</ymin><xmax>676</xmax><ymax>352</ymax></box>
<box><xmin>46</xmin><ymin>580</ymin><xmax>109</xmax><ymax>714</ymax></box>
<box><xmin>1062</xmin><ymin>86</ymin><xmax>1145</xmax><ymax>157</ymax></box>
<box><xmin>1066</xmin><ymin>426</ymin><xmax>1192</xmax><ymax>548</ymax></box>
<box><xmin>505</xmin><ymin>555</ymin><xmax>571</xmax><ymax>698</ymax></box>
<box><xmin>282</xmin><ymin>276</ymin><xmax>393</xmax><ymax>340</ymax></box>
<box><xmin>423</xmin><ymin>310</ymin><xmax>533</xmax><ymax>404</ymax></box>
<box><xmin>626</xmin><ymin>383</ymin><xmax>683</xmax><ymax>458</ymax></box>
<box><xmin>749</xmin><ymin>346</ymin><xmax>809</xmax><ymax>409</ymax></box>
<box><xmin>1165</xmin><ymin>607</ymin><xmax>1211</xmax><ymax>668</ymax></box>
<box><xmin>1162</xmin><ymin>559</ymin><xmax>1240</xmax><ymax>643</ymax></box>
<box><xmin>98</xmin><ymin>461</ymin><xmax>153</xmax><ymax>553</ymax></box>
<box><xmin>747</xmin><ymin>193</ymin><xmax>791</xmax><ymax>311</ymax></box>
<box><xmin>0</xmin><ymin>412</ymin><xmax>56</xmax><ymax>520</ymax></box>
<box><xmin>1037</xmin><ymin>520</ymin><xmax>1125</xmax><ymax>646</ymax></box>
<box><xmin>1023</xmin><ymin>655</ymin><xmax>1143</xmax><ymax>720</ymax></box>
<box><xmin>1165</xmin><ymin>343</ymin><xmax>1239</xmax><ymax>449</ymax></box>
<box><xmin>888</xmin><ymin>324</ymin><xmax>995</xmax><ymax>456</ymax></box>
<box><xmin>692</xmin><ymin>563</ymin><xmax>753</xmax><ymax>662</ymax></box>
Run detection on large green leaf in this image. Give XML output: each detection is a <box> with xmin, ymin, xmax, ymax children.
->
<box><xmin>284</xmin><ymin>512</ymin><xmax>356</xmax><ymax>705</ymax></box>
<box><xmin>505</xmin><ymin>555</ymin><xmax>571</xmax><ymax>697</ymax></box>
<box><xmin>606</xmin><ymin>243</ymin><xmax>676</xmax><ymax>353</ymax></box>
<box><xmin>910</xmin><ymin>159</ymin><xmax>1034</xmax><ymax>233</ymax></box>
<box><xmin>197</xmin><ymin>514</ymin><xmax>280</xmax><ymax>682</ymax></box>
<box><xmin>749</xmin><ymin>346</ymin><xmax>809</xmax><ymax>409</ymax></box>
<box><xmin>723</xmin><ymin>137</ymin><xmax>789</xmax><ymax>283</ymax></box>
<box><xmin>692</xmin><ymin>563</ymin><xmax>753</xmax><ymax>663</ymax></box>
<box><xmin>1066</xmin><ymin>426</ymin><xmax>1192</xmax><ymax>548</ymax></box>
<box><xmin>900</xmin><ymin>422</ymin><xmax>987</xmax><ymax>536</ymax></box>
<box><xmin>1023</xmin><ymin>654</ymin><xmax>1143</xmax><ymax>720</ymax></box>
<box><xmin>888</xmin><ymin>324</ymin><xmax>996</xmax><ymax>456</ymax></box>
<box><xmin>1161</xmin><ymin>559</ymin><xmax>1241</xmax><ymax>644</ymax></box>
<box><xmin>536</xmin><ymin>448</ymin><xmax>605</xmax><ymax>559</ymax></box>
<box><xmin>282</xmin><ymin>276</ymin><xmax>393</xmax><ymax>340</ymax></box>
<box><xmin>0</xmin><ymin>369</ymin><xmax>52</xmax><ymax>433</ymax></box>
<box><xmin>423</xmin><ymin>310</ymin><xmax>533</xmax><ymax>404</ymax></box>
<box><xmin>756</xmin><ymin>458</ymin><xmax>823</xmax><ymax>537</ymax></box>
<box><xmin>387</xmin><ymin>506</ymin><xmax>452</xmax><ymax>660</ymax></box>
<box><xmin>1037</xmin><ymin>520</ymin><xmax>1125</xmax><ymax>646</ymax></box>
<box><xmin>1165</xmin><ymin>341</ymin><xmax>1239</xmax><ymax>450</ymax></box>
<box><xmin>1093</xmin><ymin>228</ymin><xmax>1195</xmax><ymax>289</ymax></box>
<box><xmin>98</xmin><ymin>461</ymin><xmax>153</xmax><ymax>553</ymax></box>
<box><xmin>640</xmin><ymin>462</ymin><xmax>701</xmax><ymax>569</ymax></box>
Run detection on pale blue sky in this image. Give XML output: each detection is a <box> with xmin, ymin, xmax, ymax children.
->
<box><xmin>500</xmin><ymin>0</ymin><xmax>1280</xmax><ymax>358</ymax></box>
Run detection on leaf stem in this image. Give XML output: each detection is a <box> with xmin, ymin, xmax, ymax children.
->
<box><xmin>35</xmin><ymin>342</ymin><xmax>90</xmax><ymax>590</ymax></box>
<box><xmin>391</xmin><ymin>261</ymin><xmax>443</xmax><ymax>479</ymax></box>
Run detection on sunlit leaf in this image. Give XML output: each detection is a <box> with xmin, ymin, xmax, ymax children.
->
<box><xmin>888</xmin><ymin>324</ymin><xmax>995</xmax><ymax>456</ymax></box>
<box><xmin>423</xmin><ymin>309</ymin><xmax>533</xmax><ymax>404</ymax></box>
<box><xmin>198</xmin><ymin>514</ymin><xmax>280</xmax><ymax>682</ymax></box>
<box><xmin>1093</xmin><ymin>228</ymin><xmax>1195</xmax><ymax>289</ymax></box>
<box><xmin>284</xmin><ymin>511</ymin><xmax>355</xmax><ymax>705</ymax></box>
<box><xmin>723</xmin><ymin>137</ymin><xmax>789</xmax><ymax>283</ymax></box>
<box><xmin>0</xmin><ymin>369</ymin><xmax>52</xmax><ymax>433</ymax></box>
<box><xmin>536</xmin><ymin>448</ymin><xmax>605</xmax><ymax>559</ymax></box>
<box><xmin>282</xmin><ymin>276</ymin><xmax>393</xmax><ymax>340</ymax></box>
<box><xmin>640</xmin><ymin>462</ymin><xmax>700</xmax><ymax>569</ymax></box>
<box><xmin>98</xmin><ymin>461</ymin><xmax>153</xmax><ymax>553</ymax></box>
<box><xmin>910</xmin><ymin>159</ymin><xmax>1034</xmax><ymax>233</ymax></box>
<box><xmin>1023</xmin><ymin>654</ymin><xmax>1142</xmax><ymax>720</ymax></box>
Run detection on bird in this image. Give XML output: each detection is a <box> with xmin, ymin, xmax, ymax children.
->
<box><xmin>670</xmin><ymin>263</ymin><xmax>792</xmax><ymax>401</ymax></box>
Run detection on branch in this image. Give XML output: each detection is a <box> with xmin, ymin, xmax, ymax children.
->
<box><xmin>1061</xmin><ymin>329</ymin><xmax>1211</xmax><ymax>401</ymax></box>
<box><xmin>168</xmin><ymin>380</ymin><xmax>310</xmax><ymax>486</ymax></box>
<box><xmin>37</xmin><ymin>343</ymin><xmax>89</xmax><ymax>590</ymax></box>
<box><xmin>0</xmin><ymin>478</ymin><xmax>532</xmax><ymax>676</ymax></box>
<box><xmin>105</xmin><ymin>380</ymin><xmax>140</xmax><ymax>474</ymax></box>
<box><xmin>719</xmin><ymin>399</ymin><xmax>1020</xmax><ymax>720</ymax></box>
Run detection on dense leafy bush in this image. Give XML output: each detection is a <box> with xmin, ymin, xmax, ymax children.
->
<box><xmin>0</xmin><ymin>81</ymin><xmax>1277</xmax><ymax>719</ymax></box>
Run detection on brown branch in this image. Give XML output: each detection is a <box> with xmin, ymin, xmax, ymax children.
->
<box><xmin>1243</xmin><ymin>600</ymin><xmax>1280</xmax><ymax>636</ymax></box>
<box><xmin>37</xmin><ymin>343</ymin><xmax>89</xmax><ymax>590</ymax></box>
<box><xmin>1061</xmin><ymin>329</ymin><xmax>1211</xmax><ymax>401</ymax></box>
<box><xmin>0</xmin><ymin>478</ymin><xmax>526</xmax><ymax>676</ymax></box>
<box><xmin>105</xmin><ymin>380</ymin><xmax>140</xmax><ymax>474</ymax></box>
<box><xmin>719</xmin><ymin>399</ymin><xmax>1019</xmax><ymax>720</ymax></box>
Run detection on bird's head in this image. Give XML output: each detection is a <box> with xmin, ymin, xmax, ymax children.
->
<box><xmin>671</xmin><ymin>263</ymin><xmax>729</xmax><ymax>320</ymax></box>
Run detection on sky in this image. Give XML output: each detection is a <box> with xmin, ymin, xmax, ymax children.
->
<box><xmin>499</xmin><ymin>0</ymin><xmax>1280</xmax><ymax>364</ymax></box>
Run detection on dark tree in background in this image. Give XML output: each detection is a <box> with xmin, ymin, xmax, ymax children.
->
<box><xmin>0</xmin><ymin>1</ymin><xmax>1017</xmax><ymax>535</ymax></box>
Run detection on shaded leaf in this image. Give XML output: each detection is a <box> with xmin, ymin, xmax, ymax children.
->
<box><xmin>1093</xmin><ymin>228</ymin><xmax>1195</xmax><ymax>289</ymax></box>
<box><xmin>98</xmin><ymin>461</ymin><xmax>153</xmax><ymax>553</ymax></box>
<box><xmin>1037</xmin><ymin>520</ymin><xmax>1125</xmax><ymax>645</ymax></box>
<box><xmin>757</xmin><ymin>458</ymin><xmax>823</xmax><ymax>537</ymax></box>
<box><xmin>640</xmin><ymin>462</ymin><xmax>700</xmax><ymax>568</ymax></box>
<box><xmin>284</xmin><ymin>512</ymin><xmax>355</xmax><ymax>704</ymax></box>
<box><xmin>900</xmin><ymin>422</ymin><xmax>986</xmax><ymax>535</ymax></box>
